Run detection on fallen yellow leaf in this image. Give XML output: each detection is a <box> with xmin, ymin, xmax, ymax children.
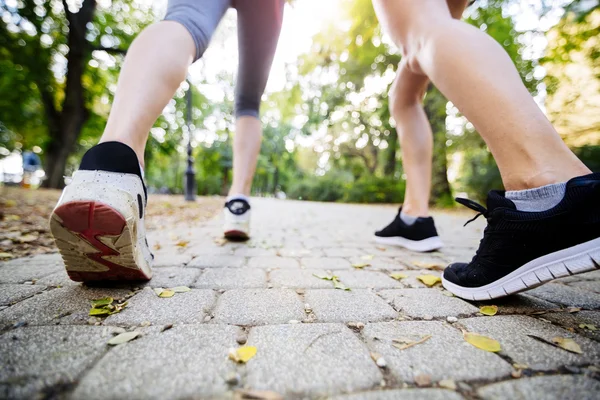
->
<box><xmin>108</xmin><ymin>331</ymin><xmax>140</xmax><ymax>346</ymax></box>
<box><xmin>229</xmin><ymin>346</ymin><xmax>257</xmax><ymax>363</ymax></box>
<box><xmin>412</xmin><ymin>261</ymin><xmax>444</xmax><ymax>270</ymax></box>
<box><xmin>0</xmin><ymin>252</ymin><xmax>14</xmax><ymax>259</ymax></box>
<box><xmin>352</xmin><ymin>263</ymin><xmax>371</xmax><ymax>269</ymax></box>
<box><xmin>175</xmin><ymin>240</ymin><xmax>189</xmax><ymax>248</ymax></box>
<box><xmin>333</xmin><ymin>277</ymin><xmax>351</xmax><ymax>291</ymax></box>
<box><xmin>579</xmin><ymin>324</ymin><xmax>597</xmax><ymax>331</ymax></box>
<box><xmin>464</xmin><ymin>332</ymin><xmax>501</xmax><ymax>352</ymax></box>
<box><xmin>361</xmin><ymin>255</ymin><xmax>374</xmax><ymax>261</ymax></box>
<box><xmin>4</xmin><ymin>200</ymin><xmax>17</xmax><ymax>207</ymax></box>
<box><xmin>159</xmin><ymin>289</ymin><xmax>175</xmax><ymax>298</ymax></box>
<box><xmin>480</xmin><ymin>305</ymin><xmax>498</xmax><ymax>316</ymax></box>
<box><xmin>552</xmin><ymin>337</ymin><xmax>583</xmax><ymax>354</ymax></box>
<box><xmin>171</xmin><ymin>286</ymin><xmax>191</xmax><ymax>293</ymax></box>
<box><xmin>416</xmin><ymin>275</ymin><xmax>441</xmax><ymax>287</ymax></box>
<box><xmin>389</xmin><ymin>273</ymin><xmax>408</xmax><ymax>280</ymax></box>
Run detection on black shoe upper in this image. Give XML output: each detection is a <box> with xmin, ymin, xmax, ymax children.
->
<box><xmin>375</xmin><ymin>208</ymin><xmax>439</xmax><ymax>241</ymax></box>
<box><xmin>225</xmin><ymin>198</ymin><xmax>251</xmax><ymax>215</ymax></box>
<box><xmin>444</xmin><ymin>173</ymin><xmax>600</xmax><ymax>288</ymax></box>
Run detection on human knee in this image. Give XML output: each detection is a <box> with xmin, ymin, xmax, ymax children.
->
<box><xmin>163</xmin><ymin>2</ymin><xmax>217</xmax><ymax>61</ymax></box>
<box><xmin>235</xmin><ymin>93</ymin><xmax>261</xmax><ymax>119</ymax></box>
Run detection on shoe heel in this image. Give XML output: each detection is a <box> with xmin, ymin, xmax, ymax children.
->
<box><xmin>50</xmin><ymin>200</ymin><xmax>151</xmax><ymax>282</ymax></box>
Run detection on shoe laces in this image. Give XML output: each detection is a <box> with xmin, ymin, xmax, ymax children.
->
<box><xmin>455</xmin><ymin>198</ymin><xmax>489</xmax><ymax>226</ymax></box>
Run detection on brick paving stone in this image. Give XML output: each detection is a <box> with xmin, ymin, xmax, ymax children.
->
<box><xmin>0</xmin><ymin>284</ymin><xmax>46</xmax><ymax>306</ymax></box>
<box><xmin>269</xmin><ymin>269</ymin><xmax>333</xmax><ymax>289</ymax></box>
<box><xmin>301</xmin><ymin>257</ymin><xmax>352</xmax><ymax>270</ymax></box>
<box><xmin>460</xmin><ymin>315</ymin><xmax>600</xmax><ymax>370</ymax></box>
<box><xmin>0</xmin><ymin>286</ymin><xmax>131</xmax><ymax>328</ymax></box>
<box><xmin>477</xmin><ymin>375</ymin><xmax>600</xmax><ymax>400</ymax></box>
<box><xmin>324</xmin><ymin>248</ymin><xmax>365</xmax><ymax>257</ymax></box>
<box><xmin>379</xmin><ymin>289</ymin><xmax>479</xmax><ymax>318</ymax></box>
<box><xmin>145</xmin><ymin>267</ymin><xmax>201</xmax><ymax>288</ymax></box>
<box><xmin>35</xmin><ymin>270</ymin><xmax>79</xmax><ymax>287</ymax></box>
<box><xmin>527</xmin><ymin>284</ymin><xmax>600</xmax><ymax>309</ymax></box>
<box><xmin>333</xmin><ymin>389</ymin><xmax>465</xmax><ymax>400</ymax></box>
<box><xmin>475</xmin><ymin>293</ymin><xmax>558</xmax><ymax>315</ymax></box>
<box><xmin>246</xmin><ymin>323</ymin><xmax>382</xmax><ymax>396</ymax></box>
<box><xmin>276</xmin><ymin>247</ymin><xmax>318</xmax><ymax>258</ymax></box>
<box><xmin>72</xmin><ymin>325</ymin><xmax>239</xmax><ymax>399</ymax></box>
<box><xmin>247</xmin><ymin>256</ymin><xmax>299</xmax><ymax>269</ymax></box>
<box><xmin>363</xmin><ymin>321</ymin><xmax>513</xmax><ymax>383</ymax></box>
<box><xmin>334</xmin><ymin>270</ymin><xmax>404</xmax><ymax>289</ymax></box>
<box><xmin>305</xmin><ymin>289</ymin><xmax>397</xmax><ymax>322</ymax></box>
<box><xmin>105</xmin><ymin>288</ymin><xmax>216</xmax><ymax>325</ymax></box>
<box><xmin>187</xmin><ymin>255</ymin><xmax>246</xmax><ymax>268</ymax></box>
<box><xmin>213</xmin><ymin>289</ymin><xmax>304</xmax><ymax>325</ymax></box>
<box><xmin>565</xmin><ymin>281</ymin><xmax>600</xmax><ymax>294</ymax></box>
<box><xmin>0</xmin><ymin>325</ymin><xmax>112</xmax><ymax>399</ymax></box>
<box><xmin>233</xmin><ymin>247</ymin><xmax>279</xmax><ymax>257</ymax></box>
<box><xmin>0</xmin><ymin>254</ymin><xmax>64</xmax><ymax>284</ymax></box>
<box><xmin>194</xmin><ymin>268</ymin><xmax>267</xmax><ymax>289</ymax></box>
<box><xmin>151</xmin><ymin>254</ymin><xmax>192</xmax><ymax>268</ymax></box>
<box><xmin>186</xmin><ymin>244</ymin><xmax>235</xmax><ymax>257</ymax></box>
<box><xmin>543</xmin><ymin>311</ymin><xmax>600</xmax><ymax>341</ymax></box>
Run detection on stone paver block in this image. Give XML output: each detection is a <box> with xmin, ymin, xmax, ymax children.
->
<box><xmin>146</xmin><ymin>267</ymin><xmax>201</xmax><ymax>288</ymax></box>
<box><xmin>348</xmin><ymin>256</ymin><xmax>408</xmax><ymax>270</ymax></box>
<box><xmin>277</xmin><ymin>247</ymin><xmax>322</xmax><ymax>258</ymax></box>
<box><xmin>476</xmin><ymin>293</ymin><xmax>558</xmax><ymax>315</ymax></box>
<box><xmin>194</xmin><ymin>268</ymin><xmax>266</xmax><ymax>289</ymax></box>
<box><xmin>0</xmin><ymin>286</ymin><xmax>131</xmax><ymax>328</ymax></box>
<box><xmin>105</xmin><ymin>288</ymin><xmax>216</xmax><ymax>325</ymax></box>
<box><xmin>213</xmin><ymin>289</ymin><xmax>304</xmax><ymax>325</ymax></box>
<box><xmin>334</xmin><ymin>270</ymin><xmax>403</xmax><ymax>289</ymax></box>
<box><xmin>305</xmin><ymin>289</ymin><xmax>397</xmax><ymax>322</ymax></box>
<box><xmin>35</xmin><ymin>270</ymin><xmax>79</xmax><ymax>287</ymax></box>
<box><xmin>379</xmin><ymin>289</ymin><xmax>479</xmax><ymax>318</ymax></box>
<box><xmin>566</xmin><ymin>281</ymin><xmax>600</xmax><ymax>294</ymax></box>
<box><xmin>72</xmin><ymin>325</ymin><xmax>239</xmax><ymax>399</ymax></box>
<box><xmin>187</xmin><ymin>255</ymin><xmax>246</xmax><ymax>268</ymax></box>
<box><xmin>324</xmin><ymin>248</ymin><xmax>365</xmax><ymax>257</ymax></box>
<box><xmin>477</xmin><ymin>375</ymin><xmax>600</xmax><ymax>400</ymax></box>
<box><xmin>233</xmin><ymin>247</ymin><xmax>278</xmax><ymax>257</ymax></box>
<box><xmin>247</xmin><ymin>256</ymin><xmax>299</xmax><ymax>269</ymax></box>
<box><xmin>0</xmin><ymin>325</ymin><xmax>112</xmax><ymax>399</ymax></box>
<box><xmin>151</xmin><ymin>254</ymin><xmax>192</xmax><ymax>268</ymax></box>
<box><xmin>543</xmin><ymin>311</ymin><xmax>600</xmax><ymax>341</ymax></box>
<box><xmin>0</xmin><ymin>254</ymin><xmax>64</xmax><ymax>284</ymax></box>
<box><xmin>246</xmin><ymin>323</ymin><xmax>382</xmax><ymax>396</ymax></box>
<box><xmin>363</xmin><ymin>321</ymin><xmax>513</xmax><ymax>383</ymax></box>
<box><xmin>301</xmin><ymin>257</ymin><xmax>352</xmax><ymax>270</ymax></box>
<box><xmin>460</xmin><ymin>315</ymin><xmax>600</xmax><ymax>369</ymax></box>
<box><xmin>527</xmin><ymin>284</ymin><xmax>600</xmax><ymax>309</ymax></box>
<box><xmin>333</xmin><ymin>389</ymin><xmax>464</xmax><ymax>400</ymax></box>
<box><xmin>0</xmin><ymin>284</ymin><xmax>46</xmax><ymax>306</ymax></box>
<box><xmin>269</xmin><ymin>269</ymin><xmax>332</xmax><ymax>289</ymax></box>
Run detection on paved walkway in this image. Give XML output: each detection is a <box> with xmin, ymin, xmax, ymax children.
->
<box><xmin>1</xmin><ymin>198</ymin><xmax>599</xmax><ymax>399</ymax></box>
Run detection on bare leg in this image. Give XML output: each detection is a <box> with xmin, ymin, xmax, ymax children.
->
<box><xmin>100</xmin><ymin>21</ymin><xmax>195</xmax><ymax>166</ymax></box>
<box><xmin>229</xmin><ymin>116</ymin><xmax>262</xmax><ymax>196</ymax></box>
<box><xmin>373</xmin><ymin>0</ymin><xmax>590</xmax><ymax>190</ymax></box>
<box><xmin>389</xmin><ymin>62</ymin><xmax>432</xmax><ymax>217</ymax></box>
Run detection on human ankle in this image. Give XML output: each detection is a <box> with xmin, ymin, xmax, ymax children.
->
<box><xmin>504</xmin><ymin>167</ymin><xmax>591</xmax><ymax>191</ymax></box>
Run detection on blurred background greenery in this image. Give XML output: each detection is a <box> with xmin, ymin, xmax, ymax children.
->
<box><xmin>1</xmin><ymin>0</ymin><xmax>598</xmax><ymax>204</ymax></box>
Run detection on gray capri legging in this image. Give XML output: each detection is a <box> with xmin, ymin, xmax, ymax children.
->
<box><xmin>165</xmin><ymin>0</ymin><xmax>285</xmax><ymax>118</ymax></box>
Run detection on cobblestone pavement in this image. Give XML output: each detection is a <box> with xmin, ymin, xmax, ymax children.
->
<box><xmin>1</xmin><ymin>198</ymin><xmax>599</xmax><ymax>399</ymax></box>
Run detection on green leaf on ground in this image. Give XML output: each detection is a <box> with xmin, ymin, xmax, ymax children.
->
<box><xmin>479</xmin><ymin>305</ymin><xmax>498</xmax><ymax>316</ymax></box>
<box><xmin>89</xmin><ymin>307</ymin><xmax>111</xmax><ymax>316</ymax></box>
<box><xmin>108</xmin><ymin>331</ymin><xmax>141</xmax><ymax>346</ymax></box>
<box><xmin>91</xmin><ymin>297</ymin><xmax>114</xmax><ymax>308</ymax></box>
<box><xmin>464</xmin><ymin>332</ymin><xmax>501</xmax><ymax>352</ymax></box>
<box><xmin>332</xmin><ymin>277</ymin><xmax>351</xmax><ymax>291</ymax></box>
<box><xmin>351</xmin><ymin>262</ymin><xmax>371</xmax><ymax>269</ymax></box>
<box><xmin>313</xmin><ymin>273</ymin><xmax>335</xmax><ymax>281</ymax></box>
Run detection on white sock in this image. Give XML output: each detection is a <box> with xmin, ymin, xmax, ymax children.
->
<box><xmin>400</xmin><ymin>211</ymin><xmax>418</xmax><ymax>226</ymax></box>
<box><xmin>506</xmin><ymin>182</ymin><xmax>566</xmax><ymax>212</ymax></box>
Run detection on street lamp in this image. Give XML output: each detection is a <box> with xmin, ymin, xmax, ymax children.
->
<box><xmin>184</xmin><ymin>78</ymin><xmax>196</xmax><ymax>201</ymax></box>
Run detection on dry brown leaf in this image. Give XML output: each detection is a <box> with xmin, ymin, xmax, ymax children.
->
<box><xmin>414</xmin><ymin>374</ymin><xmax>432</xmax><ymax>387</ymax></box>
<box><xmin>552</xmin><ymin>337</ymin><xmax>583</xmax><ymax>354</ymax></box>
<box><xmin>153</xmin><ymin>243</ymin><xmax>162</xmax><ymax>250</ymax></box>
<box><xmin>480</xmin><ymin>305</ymin><xmax>499</xmax><ymax>316</ymax></box>
<box><xmin>392</xmin><ymin>335</ymin><xmax>432</xmax><ymax>351</ymax></box>
<box><xmin>376</xmin><ymin>246</ymin><xmax>387</xmax><ymax>251</ymax></box>
<box><xmin>416</xmin><ymin>275</ymin><xmax>441</xmax><ymax>287</ymax></box>
<box><xmin>229</xmin><ymin>346</ymin><xmax>257</xmax><ymax>363</ymax></box>
<box><xmin>463</xmin><ymin>332</ymin><xmax>501</xmax><ymax>352</ymax></box>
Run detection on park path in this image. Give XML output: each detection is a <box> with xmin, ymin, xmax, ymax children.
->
<box><xmin>1</xmin><ymin>198</ymin><xmax>600</xmax><ymax>399</ymax></box>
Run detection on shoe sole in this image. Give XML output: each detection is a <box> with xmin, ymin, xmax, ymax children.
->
<box><xmin>50</xmin><ymin>200</ymin><xmax>151</xmax><ymax>282</ymax></box>
<box><xmin>224</xmin><ymin>230</ymin><xmax>249</xmax><ymax>241</ymax></box>
<box><xmin>374</xmin><ymin>235</ymin><xmax>444</xmax><ymax>252</ymax></box>
<box><xmin>442</xmin><ymin>236</ymin><xmax>600</xmax><ymax>300</ymax></box>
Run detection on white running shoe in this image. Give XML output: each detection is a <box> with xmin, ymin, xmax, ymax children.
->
<box><xmin>49</xmin><ymin>142</ymin><xmax>153</xmax><ymax>282</ymax></box>
<box><xmin>223</xmin><ymin>198</ymin><xmax>251</xmax><ymax>240</ymax></box>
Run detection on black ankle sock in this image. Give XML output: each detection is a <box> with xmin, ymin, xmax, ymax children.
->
<box><xmin>79</xmin><ymin>142</ymin><xmax>142</xmax><ymax>179</ymax></box>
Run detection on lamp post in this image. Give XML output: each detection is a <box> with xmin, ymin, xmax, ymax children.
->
<box><xmin>184</xmin><ymin>78</ymin><xmax>196</xmax><ymax>201</ymax></box>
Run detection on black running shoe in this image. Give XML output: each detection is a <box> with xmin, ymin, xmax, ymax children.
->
<box><xmin>442</xmin><ymin>173</ymin><xmax>600</xmax><ymax>300</ymax></box>
<box><xmin>374</xmin><ymin>208</ymin><xmax>444</xmax><ymax>252</ymax></box>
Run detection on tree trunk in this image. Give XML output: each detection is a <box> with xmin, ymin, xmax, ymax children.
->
<box><xmin>42</xmin><ymin>0</ymin><xmax>96</xmax><ymax>188</ymax></box>
<box><xmin>424</xmin><ymin>86</ymin><xmax>452</xmax><ymax>205</ymax></box>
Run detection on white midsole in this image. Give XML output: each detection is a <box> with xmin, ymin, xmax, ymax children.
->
<box><xmin>442</xmin><ymin>236</ymin><xmax>600</xmax><ymax>300</ymax></box>
<box><xmin>374</xmin><ymin>235</ymin><xmax>444</xmax><ymax>252</ymax></box>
